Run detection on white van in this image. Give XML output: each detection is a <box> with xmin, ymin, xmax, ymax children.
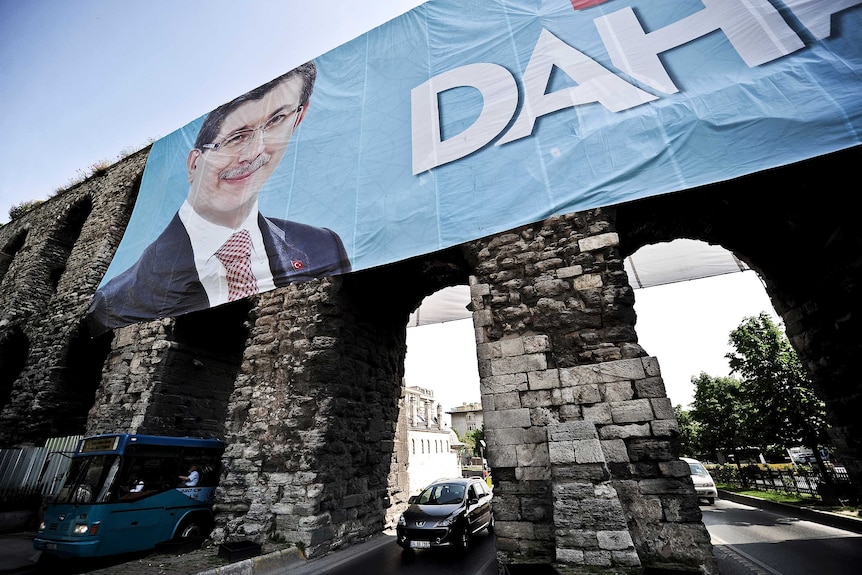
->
<box><xmin>682</xmin><ymin>457</ymin><xmax>718</xmax><ymax>505</ymax></box>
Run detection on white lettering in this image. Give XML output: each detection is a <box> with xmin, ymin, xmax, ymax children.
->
<box><xmin>411</xmin><ymin>63</ymin><xmax>518</xmax><ymax>174</ymax></box>
<box><xmin>594</xmin><ymin>0</ymin><xmax>804</xmax><ymax>94</ymax></box>
<box><xmin>783</xmin><ymin>0</ymin><xmax>862</xmax><ymax>40</ymax></box>
<box><xmin>497</xmin><ymin>29</ymin><xmax>656</xmax><ymax>146</ymax></box>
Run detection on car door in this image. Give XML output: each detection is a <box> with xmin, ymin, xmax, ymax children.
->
<box><xmin>466</xmin><ymin>481</ymin><xmax>491</xmax><ymax>534</ymax></box>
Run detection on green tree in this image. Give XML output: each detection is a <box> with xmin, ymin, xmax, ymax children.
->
<box><xmin>690</xmin><ymin>372</ymin><xmax>753</xmax><ymax>465</ymax></box>
<box><xmin>726</xmin><ymin>313</ymin><xmax>830</xmax><ymax>469</ymax></box>
<box><xmin>673</xmin><ymin>404</ymin><xmax>699</xmax><ymax>458</ymax></box>
<box><xmin>465</xmin><ymin>425</ymin><xmax>485</xmax><ymax>458</ymax></box>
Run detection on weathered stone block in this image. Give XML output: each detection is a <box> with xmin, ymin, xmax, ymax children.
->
<box><xmin>548</xmin><ymin>442</ymin><xmax>576</xmax><ymax>465</ymax></box>
<box><xmin>650</xmin><ymin>397</ymin><xmax>675</xmax><ymax>419</ymax></box>
<box><xmin>582</xmin><ymin>402</ymin><xmax>612</xmax><ymax>424</ymax></box>
<box><xmin>528</xmin><ymin>369</ymin><xmax>559</xmax><ymax>390</ymax></box>
<box><xmin>598</xmin><ymin>423</ymin><xmax>650</xmax><ymax>439</ymax></box>
<box><xmin>490</xmin><ymin>354</ymin><xmax>547</xmax><ymax>376</ymax></box>
<box><xmin>480</xmin><ymin>373</ymin><xmax>528</xmax><ymax>394</ymax></box>
<box><xmin>610</xmin><ymin>399</ymin><xmax>654</xmax><ymax>424</ymax></box>
<box><xmin>556</xmin><ymin>265</ymin><xmax>584</xmax><ymax>279</ymax></box>
<box><xmin>600</xmin><ymin>439</ymin><xmax>629</xmax><ymax>463</ymax></box>
<box><xmin>603</xmin><ymin>381</ymin><xmax>634</xmax><ymax>402</ymax></box>
<box><xmin>500</xmin><ymin>337</ymin><xmax>525</xmax><ymax>357</ymax></box>
<box><xmin>651</xmin><ymin>419</ymin><xmax>679</xmax><ymax>437</ymax></box>
<box><xmin>641</xmin><ymin>356</ymin><xmax>661</xmax><ymax>377</ymax></box>
<box><xmin>523</xmin><ymin>334</ymin><xmax>551</xmax><ymax>353</ymax></box>
<box><xmin>516</xmin><ymin>443</ymin><xmax>550</xmax><ymax>467</ymax></box>
<box><xmin>597</xmin><ymin>530</ymin><xmax>634</xmax><ymax>551</ymax></box>
<box><xmin>485</xmin><ymin>408</ymin><xmax>531</xmax><ymax>428</ymax></box>
<box><xmin>574</xmin><ymin>439</ymin><xmax>605</xmax><ymax>464</ymax></box>
<box><xmin>487</xmin><ymin>445</ymin><xmax>518</xmax><ymax>467</ymax></box>
<box><xmin>578</xmin><ymin>232</ymin><xmax>619</xmax><ymax>251</ymax></box>
<box><xmin>547</xmin><ymin>421</ymin><xmax>598</xmax><ymax>442</ymax></box>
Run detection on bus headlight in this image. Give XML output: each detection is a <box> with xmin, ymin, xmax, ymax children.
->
<box><xmin>73</xmin><ymin>522</ymin><xmax>100</xmax><ymax>536</ymax></box>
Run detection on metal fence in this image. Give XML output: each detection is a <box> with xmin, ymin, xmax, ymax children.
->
<box><xmin>0</xmin><ymin>436</ymin><xmax>80</xmax><ymax>509</ymax></box>
<box><xmin>710</xmin><ymin>464</ymin><xmax>854</xmax><ymax>501</ymax></box>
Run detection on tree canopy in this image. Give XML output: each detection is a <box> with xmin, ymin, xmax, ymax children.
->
<box><xmin>681</xmin><ymin>313</ymin><xmax>829</xmax><ymax>462</ymax></box>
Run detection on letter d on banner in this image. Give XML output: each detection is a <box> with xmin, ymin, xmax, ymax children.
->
<box><xmin>411</xmin><ymin>63</ymin><xmax>518</xmax><ymax>174</ymax></box>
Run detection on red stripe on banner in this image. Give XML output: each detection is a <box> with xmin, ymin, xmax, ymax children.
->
<box><xmin>570</xmin><ymin>0</ymin><xmax>610</xmax><ymax>9</ymax></box>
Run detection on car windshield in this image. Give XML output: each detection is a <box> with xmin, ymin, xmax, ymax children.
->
<box><xmin>417</xmin><ymin>483</ymin><xmax>466</xmax><ymax>505</ymax></box>
<box><xmin>688</xmin><ymin>462</ymin><xmax>709</xmax><ymax>476</ymax></box>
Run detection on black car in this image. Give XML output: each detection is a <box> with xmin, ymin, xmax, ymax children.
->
<box><xmin>396</xmin><ymin>477</ymin><xmax>493</xmax><ymax>551</ymax></box>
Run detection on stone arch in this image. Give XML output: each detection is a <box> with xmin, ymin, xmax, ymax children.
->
<box><xmin>614</xmin><ymin>145</ymin><xmax>862</xmax><ymax>500</ymax></box>
<box><xmin>215</xmin><ymin>246</ymin><xmax>474</xmax><ymax>553</ymax></box>
<box><xmin>43</xmin><ymin>197</ymin><xmax>93</xmax><ymax>291</ymax></box>
<box><xmin>0</xmin><ymin>229</ymin><xmax>28</xmax><ymax>288</ymax></box>
<box><xmin>0</xmin><ymin>327</ymin><xmax>29</xmax><ymax>415</ymax></box>
<box><xmin>53</xmin><ymin>322</ymin><xmax>114</xmax><ymax>435</ymax></box>
<box><xmin>142</xmin><ymin>299</ymin><xmax>253</xmax><ymax>439</ymax></box>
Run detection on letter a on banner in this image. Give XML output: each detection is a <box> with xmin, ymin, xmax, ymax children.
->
<box><xmin>411</xmin><ymin>63</ymin><xmax>518</xmax><ymax>174</ymax></box>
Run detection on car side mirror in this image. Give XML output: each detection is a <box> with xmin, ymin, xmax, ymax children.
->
<box><xmin>408</xmin><ymin>495</ymin><xmax>418</xmax><ymax>504</ymax></box>
<box><xmin>468</xmin><ymin>497</ymin><xmax>479</xmax><ymax>506</ymax></box>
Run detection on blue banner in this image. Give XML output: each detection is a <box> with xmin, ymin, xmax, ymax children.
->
<box><xmin>88</xmin><ymin>0</ymin><xmax>862</xmax><ymax>333</ymax></box>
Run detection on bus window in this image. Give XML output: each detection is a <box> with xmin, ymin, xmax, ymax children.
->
<box><xmin>55</xmin><ymin>455</ymin><xmax>121</xmax><ymax>505</ymax></box>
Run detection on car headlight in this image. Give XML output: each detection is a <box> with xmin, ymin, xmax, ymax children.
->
<box><xmin>436</xmin><ymin>513</ymin><xmax>460</xmax><ymax>527</ymax></box>
<box><xmin>38</xmin><ymin>521</ymin><xmax>46</xmax><ymax>532</ymax></box>
<box><xmin>398</xmin><ymin>515</ymin><xmax>406</xmax><ymax>527</ymax></box>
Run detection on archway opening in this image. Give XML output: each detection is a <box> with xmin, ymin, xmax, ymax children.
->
<box><xmin>0</xmin><ymin>327</ymin><xmax>29</xmax><ymax>414</ymax></box>
<box><xmin>404</xmin><ymin>286</ymin><xmax>481</xmax><ymax>495</ymax></box>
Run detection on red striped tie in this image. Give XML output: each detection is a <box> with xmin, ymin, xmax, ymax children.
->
<box><xmin>215</xmin><ymin>229</ymin><xmax>258</xmax><ymax>301</ymax></box>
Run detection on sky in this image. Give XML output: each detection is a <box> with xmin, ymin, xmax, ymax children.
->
<box><xmin>0</xmin><ymin>0</ymin><xmax>426</xmax><ymax>223</ymax></box>
<box><xmin>1</xmin><ymin>1</ymin><xmax>779</xmax><ymax>422</ymax></box>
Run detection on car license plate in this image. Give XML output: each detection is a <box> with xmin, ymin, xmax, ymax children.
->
<box><xmin>46</xmin><ymin>543</ymin><xmax>58</xmax><ymax>550</ymax></box>
<box><xmin>410</xmin><ymin>540</ymin><xmax>430</xmax><ymax>549</ymax></box>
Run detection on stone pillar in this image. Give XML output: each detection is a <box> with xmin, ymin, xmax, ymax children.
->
<box><xmin>469</xmin><ymin>211</ymin><xmax>716</xmax><ymax>574</ymax></box>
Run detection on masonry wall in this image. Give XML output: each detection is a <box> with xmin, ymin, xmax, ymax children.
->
<box><xmin>1</xmin><ymin>143</ymin><xmax>859</xmax><ymax>573</ymax></box>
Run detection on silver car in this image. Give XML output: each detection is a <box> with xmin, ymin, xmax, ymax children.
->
<box><xmin>682</xmin><ymin>457</ymin><xmax>718</xmax><ymax>504</ymax></box>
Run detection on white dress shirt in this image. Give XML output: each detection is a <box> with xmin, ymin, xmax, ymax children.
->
<box><xmin>178</xmin><ymin>201</ymin><xmax>276</xmax><ymax>306</ymax></box>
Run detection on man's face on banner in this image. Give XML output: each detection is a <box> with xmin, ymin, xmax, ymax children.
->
<box><xmin>186</xmin><ymin>75</ymin><xmax>307</xmax><ymax>227</ymax></box>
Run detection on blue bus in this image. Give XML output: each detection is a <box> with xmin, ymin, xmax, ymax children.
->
<box><xmin>34</xmin><ymin>433</ymin><xmax>225</xmax><ymax>558</ymax></box>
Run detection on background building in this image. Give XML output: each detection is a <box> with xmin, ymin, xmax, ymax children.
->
<box><xmin>403</xmin><ymin>386</ymin><xmax>460</xmax><ymax>494</ymax></box>
<box><xmin>447</xmin><ymin>402</ymin><xmax>483</xmax><ymax>439</ymax></box>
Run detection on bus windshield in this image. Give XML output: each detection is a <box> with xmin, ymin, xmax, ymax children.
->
<box><xmin>55</xmin><ymin>455</ymin><xmax>121</xmax><ymax>504</ymax></box>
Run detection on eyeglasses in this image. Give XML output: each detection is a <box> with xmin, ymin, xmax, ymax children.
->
<box><xmin>202</xmin><ymin>105</ymin><xmax>303</xmax><ymax>153</ymax></box>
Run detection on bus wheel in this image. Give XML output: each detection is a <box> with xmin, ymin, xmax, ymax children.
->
<box><xmin>176</xmin><ymin>515</ymin><xmax>210</xmax><ymax>540</ymax></box>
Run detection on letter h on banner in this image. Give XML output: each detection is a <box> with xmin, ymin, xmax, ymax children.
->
<box><xmin>594</xmin><ymin>0</ymin><xmax>805</xmax><ymax>94</ymax></box>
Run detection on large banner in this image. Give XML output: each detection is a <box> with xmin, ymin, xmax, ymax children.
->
<box><xmin>87</xmin><ymin>0</ymin><xmax>862</xmax><ymax>334</ymax></box>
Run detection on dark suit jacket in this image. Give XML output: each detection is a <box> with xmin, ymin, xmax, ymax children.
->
<box><xmin>87</xmin><ymin>213</ymin><xmax>351</xmax><ymax>335</ymax></box>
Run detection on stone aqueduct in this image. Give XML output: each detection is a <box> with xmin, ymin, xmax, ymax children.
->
<box><xmin>0</xmin><ymin>144</ymin><xmax>859</xmax><ymax>573</ymax></box>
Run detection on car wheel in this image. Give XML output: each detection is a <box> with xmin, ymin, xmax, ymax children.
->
<box><xmin>706</xmin><ymin>497</ymin><xmax>715</xmax><ymax>505</ymax></box>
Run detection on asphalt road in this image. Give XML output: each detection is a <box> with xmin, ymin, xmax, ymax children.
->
<box><xmin>704</xmin><ymin>499</ymin><xmax>862</xmax><ymax>575</ymax></box>
<box><xmin>289</xmin><ymin>529</ymin><xmax>498</xmax><ymax>575</ymax></box>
